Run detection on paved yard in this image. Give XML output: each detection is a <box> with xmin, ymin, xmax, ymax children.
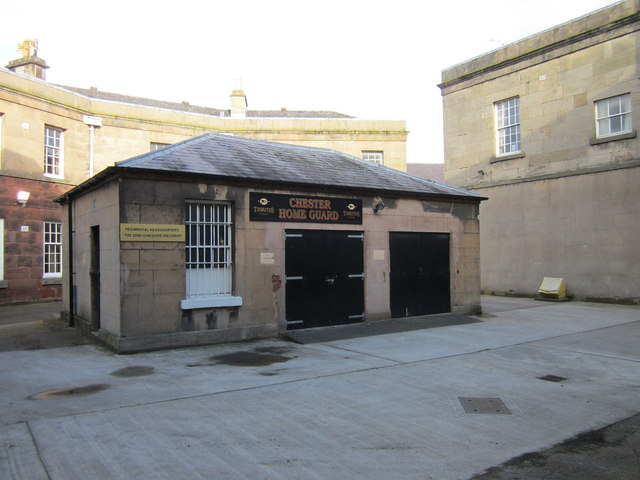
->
<box><xmin>1</xmin><ymin>297</ymin><xmax>639</xmax><ymax>479</ymax></box>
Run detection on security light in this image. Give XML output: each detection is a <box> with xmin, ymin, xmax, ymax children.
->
<box><xmin>16</xmin><ymin>190</ymin><xmax>30</xmax><ymax>206</ymax></box>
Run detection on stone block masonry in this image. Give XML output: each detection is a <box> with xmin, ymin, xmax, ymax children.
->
<box><xmin>0</xmin><ymin>176</ymin><xmax>73</xmax><ymax>304</ymax></box>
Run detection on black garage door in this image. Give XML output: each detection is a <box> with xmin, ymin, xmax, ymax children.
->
<box><xmin>390</xmin><ymin>232</ymin><xmax>450</xmax><ymax>317</ymax></box>
<box><xmin>285</xmin><ymin>230</ymin><xmax>364</xmax><ymax>330</ymax></box>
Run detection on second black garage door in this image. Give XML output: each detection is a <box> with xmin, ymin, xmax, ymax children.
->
<box><xmin>390</xmin><ymin>232</ymin><xmax>451</xmax><ymax>318</ymax></box>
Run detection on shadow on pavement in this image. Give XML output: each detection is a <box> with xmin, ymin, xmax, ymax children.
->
<box><xmin>0</xmin><ymin>302</ymin><xmax>95</xmax><ymax>352</ymax></box>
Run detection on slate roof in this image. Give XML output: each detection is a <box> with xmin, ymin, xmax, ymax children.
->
<box><xmin>108</xmin><ymin>134</ymin><xmax>484</xmax><ymax>201</ymax></box>
<box><xmin>58</xmin><ymin>86</ymin><xmax>354</xmax><ymax>119</ymax></box>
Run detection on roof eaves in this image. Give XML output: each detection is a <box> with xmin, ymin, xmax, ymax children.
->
<box><xmin>55</xmin><ymin>166</ymin><xmax>119</xmax><ymax>204</ymax></box>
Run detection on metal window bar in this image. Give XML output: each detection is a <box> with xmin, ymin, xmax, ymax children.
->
<box><xmin>43</xmin><ymin>222</ymin><xmax>62</xmax><ymax>276</ymax></box>
<box><xmin>185</xmin><ymin>202</ymin><xmax>232</xmax><ymax>299</ymax></box>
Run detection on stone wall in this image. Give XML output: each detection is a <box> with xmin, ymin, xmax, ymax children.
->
<box><xmin>440</xmin><ymin>0</ymin><xmax>640</xmax><ymax>303</ymax></box>
<box><xmin>477</xmin><ymin>166</ymin><xmax>640</xmax><ymax>303</ymax></box>
<box><xmin>64</xmin><ymin>175</ymin><xmax>482</xmax><ymax>352</ymax></box>
<box><xmin>0</xmin><ymin>69</ymin><xmax>408</xmax><ymax>180</ymax></box>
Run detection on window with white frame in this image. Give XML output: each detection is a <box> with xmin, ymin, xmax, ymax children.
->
<box><xmin>183</xmin><ymin>202</ymin><xmax>239</xmax><ymax>307</ymax></box>
<box><xmin>0</xmin><ymin>114</ymin><xmax>4</xmax><ymax>166</ymax></box>
<box><xmin>43</xmin><ymin>222</ymin><xmax>62</xmax><ymax>277</ymax></box>
<box><xmin>361</xmin><ymin>151</ymin><xmax>384</xmax><ymax>165</ymax></box>
<box><xmin>0</xmin><ymin>218</ymin><xmax>5</xmax><ymax>283</ymax></box>
<box><xmin>595</xmin><ymin>94</ymin><xmax>632</xmax><ymax>138</ymax></box>
<box><xmin>495</xmin><ymin>97</ymin><xmax>521</xmax><ymax>156</ymax></box>
<box><xmin>44</xmin><ymin>125</ymin><xmax>64</xmax><ymax>177</ymax></box>
<box><xmin>150</xmin><ymin>142</ymin><xmax>170</xmax><ymax>151</ymax></box>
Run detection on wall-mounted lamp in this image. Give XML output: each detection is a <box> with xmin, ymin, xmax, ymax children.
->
<box><xmin>16</xmin><ymin>190</ymin><xmax>30</xmax><ymax>207</ymax></box>
<box><xmin>373</xmin><ymin>196</ymin><xmax>385</xmax><ymax>214</ymax></box>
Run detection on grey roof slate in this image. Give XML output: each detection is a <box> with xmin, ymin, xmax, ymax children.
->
<box><xmin>58</xmin><ymin>86</ymin><xmax>354</xmax><ymax>119</ymax></box>
<box><xmin>116</xmin><ymin>134</ymin><xmax>484</xmax><ymax>200</ymax></box>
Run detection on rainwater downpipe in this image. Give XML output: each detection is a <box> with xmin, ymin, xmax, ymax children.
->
<box><xmin>67</xmin><ymin>197</ymin><xmax>75</xmax><ymax>327</ymax></box>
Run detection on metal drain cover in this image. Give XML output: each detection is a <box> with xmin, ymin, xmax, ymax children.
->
<box><xmin>459</xmin><ymin>397</ymin><xmax>512</xmax><ymax>414</ymax></box>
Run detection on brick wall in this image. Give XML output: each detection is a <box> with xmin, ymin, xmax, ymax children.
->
<box><xmin>0</xmin><ymin>176</ymin><xmax>73</xmax><ymax>304</ymax></box>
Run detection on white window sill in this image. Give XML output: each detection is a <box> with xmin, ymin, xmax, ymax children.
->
<box><xmin>491</xmin><ymin>151</ymin><xmax>525</xmax><ymax>163</ymax></box>
<box><xmin>180</xmin><ymin>296</ymin><xmax>243</xmax><ymax>310</ymax></box>
<box><xmin>42</xmin><ymin>277</ymin><xmax>62</xmax><ymax>285</ymax></box>
<box><xmin>590</xmin><ymin>130</ymin><xmax>636</xmax><ymax>145</ymax></box>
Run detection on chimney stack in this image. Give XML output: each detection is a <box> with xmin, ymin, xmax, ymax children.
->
<box><xmin>230</xmin><ymin>87</ymin><xmax>248</xmax><ymax>117</ymax></box>
<box><xmin>6</xmin><ymin>39</ymin><xmax>49</xmax><ymax>80</ymax></box>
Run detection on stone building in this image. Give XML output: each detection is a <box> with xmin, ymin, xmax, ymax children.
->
<box><xmin>57</xmin><ymin>134</ymin><xmax>484</xmax><ymax>352</ymax></box>
<box><xmin>439</xmin><ymin>0</ymin><xmax>639</xmax><ymax>304</ymax></box>
<box><xmin>0</xmin><ymin>41</ymin><xmax>407</xmax><ymax>305</ymax></box>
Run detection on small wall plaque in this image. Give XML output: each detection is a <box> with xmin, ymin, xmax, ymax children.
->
<box><xmin>260</xmin><ymin>252</ymin><xmax>275</xmax><ymax>265</ymax></box>
<box><xmin>120</xmin><ymin>224</ymin><xmax>185</xmax><ymax>242</ymax></box>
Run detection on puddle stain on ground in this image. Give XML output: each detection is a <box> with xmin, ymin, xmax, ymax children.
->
<box><xmin>29</xmin><ymin>384</ymin><xmax>110</xmax><ymax>399</ymax></box>
<box><xmin>185</xmin><ymin>345</ymin><xmax>296</xmax><ymax>368</ymax></box>
<box><xmin>111</xmin><ymin>366</ymin><xmax>155</xmax><ymax>377</ymax></box>
<box><xmin>260</xmin><ymin>367</ymin><xmax>289</xmax><ymax>376</ymax></box>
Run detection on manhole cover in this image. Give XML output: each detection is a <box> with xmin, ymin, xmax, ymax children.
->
<box><xmin>538</xmin><ymin>374</ymin><xmax>567</xmax><ymax>383</ymax></box>
<box><xmin>29</xmin><ymin>384</ymin><xmax>109</xmax><ymax>399</ymax></box>
<box><xmin>459</xmin><ymin>397</ymin><xmax>512</xmax><ymax>414</ymax></box>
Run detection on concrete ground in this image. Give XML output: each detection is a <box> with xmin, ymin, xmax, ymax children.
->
<box><xmin>0</xmin><ymin>296</ymin><xmax>638</xmax><ymax>480</ymax></box>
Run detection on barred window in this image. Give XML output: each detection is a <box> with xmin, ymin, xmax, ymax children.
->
<box><xmin>495</xmin><ymin>97</ymin><xmax>521</xmax><ymax>156</ymax></box>
<box><xmin>43</xmin><ymin>222</ymin><xmax>62</xmax><ymax>277</ymax></box>
<box><xmin>185</xmin><ymin>202</ymin><xmax>232</xmax><ymax>299</ymax></box>
<box><xmin>44</xmin><ymin>125</ymin><xmax>64</xmax><ymax>177</ymax></box>
<box><xmin>596</xmin><ymin>94</ymin><xmax>632</xmax><ymax>138</ymax></box>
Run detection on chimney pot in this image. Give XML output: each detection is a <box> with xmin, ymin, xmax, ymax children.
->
<box><xmin>6</xmin><ymin>39</ymin><xmax>49</xmax><ymax>80</ymax></box>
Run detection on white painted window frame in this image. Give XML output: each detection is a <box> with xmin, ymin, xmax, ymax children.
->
<box><xmin>150</xmin><ymin>142</ymin><xmax>170</xmax><ymax>151</ymax></box>
<box><xmin>43</xmin><ymin>221</ymin><xmax>62</xmax><ymax>278</ymax></box>
<box><xmin>0</xmin><ymin>218</ymin><xmax>4</xmax><ymax>283</ymax></box>
<box><xmin>44</xmin><ymin>125</ymin><xmax>64</xmax><ymax>178</ymax></box>
<box><xmin>361</xmin><ymin>151</ymin><xmax>384</xmax><ymax>165</ymax></box>
<box><xmin>0</xmin><ymin>113</ymin><xmax>4</xmax><ymax>167</ymax></box>
<box><xmin>181</xmin><ymin>201</ymin><xmax>242</xmax><ymax>309</ymax></box>
<box><xmin>495</xmin><ymin>97</ymin><xmax>521</xmax><ymax>156</ymax></box>
<box><xmin>595</xmin><ymin>94</ymin><xmax>632</xmax><ymax>139</ymax></box>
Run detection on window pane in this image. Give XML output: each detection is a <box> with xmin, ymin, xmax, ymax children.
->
<box><xmin>44</xmin><ymin>126</ymin><xmax>63</xmax><ymax>176</ymax></box>
<box><xmin>496</xmin><ymin>98</ymin><xmax>521</xmax><ymax>155</ymax></box>
<box><xmin>185</xmin><ymin>202</ymin><xmax>232</xmax><ymax>298</ymax></box>
<box><xmin>620</xmin><ymin>95</ymin><xmax>631</xmax><ymax>112</ymax></box>
<box><xmin>43</xmin><ymin>222</ymin><xmax>62</xmax><ymax>277</ymax></box>
<box><xmin>596</xmin><ymin>101</ymin><xmax>608</xmax><ymax>118</ymax></box>
<box><xmin>596</xmin><ymin>94</ymin><xmax>632</xmax><ymax>138</ymax></box>
<box><xmin>609</xmin><ymin>99</ymin><xmax>621</xmax><ymax>116</ymax></box>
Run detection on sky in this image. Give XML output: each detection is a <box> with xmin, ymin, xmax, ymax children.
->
<box><xmin>1</xmin><ymin>0</ymin><xmax>619</xmax><ymax>164</ymax></box>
